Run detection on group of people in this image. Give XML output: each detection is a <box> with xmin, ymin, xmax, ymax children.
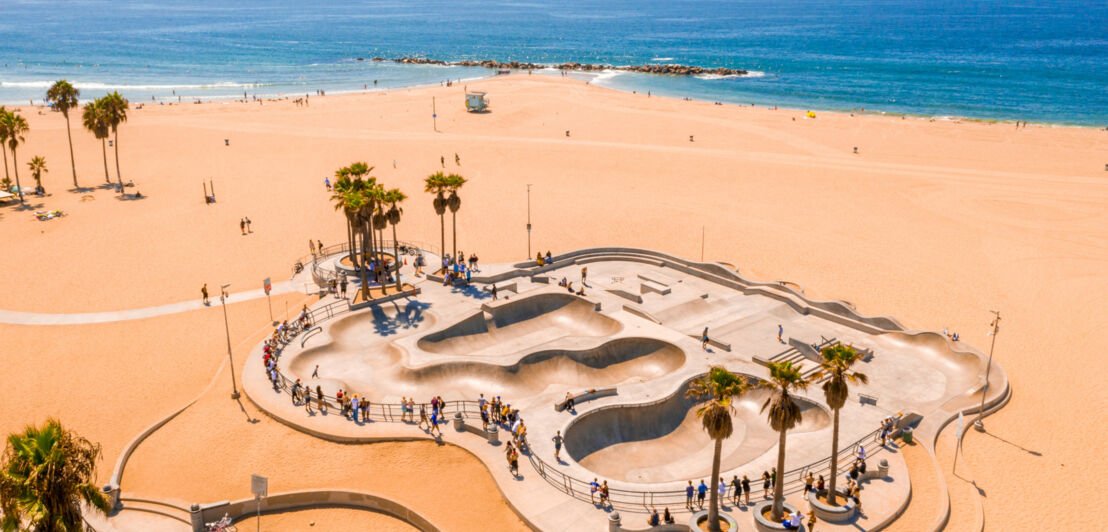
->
<box><xmin>441</xmin><ymin>251</ymin><xmax>480</xmax><ymax>286</ymax></box>
<box><xmin>477</xmin><ymin>394</ymin><xmax>528</xmax><ymax>447</ymax></box>
<box><xmin>239</xmin><ymin>217</ymin><xmax>253</xmax><ymax>234</ymax></box>
<box><xmin>687</xmin><ymin>469</ymin><xmax>778</xmax><ymax>512</ymax></box>
<box><xmin>535</xmin><ymin>250</ymin><xmax>554</xmax><ymax>266</ymax></box>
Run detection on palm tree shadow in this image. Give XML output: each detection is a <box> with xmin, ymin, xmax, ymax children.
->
<box><xmin>451</xmin><ymin>283</ymin><xmax>491</xmax><ymax>300</ymax></box>
<box><xmin>371</xmin><ymin>300</ymin><xmax>432</xmax><ymax>336</ymax></box>
<box><xmin>68</xmin><ymin>186</ymin><xmax>96</xmax><ymax>193</ymax></box>
<box><xmin>114</xmin><ymin>193</ymin><xmax>147</xmax><ymax>201</ymax></box>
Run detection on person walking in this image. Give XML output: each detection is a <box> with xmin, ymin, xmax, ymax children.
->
<box><xmin>201</xmin><ymin>284</ymin><xmax>209</xmax><ymax>305</ymax></box>
<box><xmin>590</xmin><ymin>478</ymin><xmax>600</xmax><ymax>504</ymax></box>
<box><xmin>312</xmin><ymin>364</ymin><xmax>319</xmax><ymax>378</ymax></box>
<box><xmin>418</xmin><ymin>403</ymin><xmax>429</xmax><ymax>430</ymax></box>
<box><xmin>777</xmin><ymin>323</ymin><xmax>784</xmax><ymax>343</ymax></box>
<box><xmin>340</xmin><ymin>276</ymin><xmax>348</xmax><ymax>298</ymax></box>
<box><xmin>552</xmin><ymin>430</ymin><xmax>564</xmax><ymax>461</ymax></box>
<box><xmin>455</xmin><ymin>153</ymin><xmax>460</xmax><ymax>165</ymax></box>
<box><xmin>317</xmin><ymin>240</ymin><xmax>323</xmax><ymax>254</ymax></box>
<box><xmin>245</xmin><ymin>217</ymin><xmax>252</xmax><ymax>233</ymax></box>
<box><xmin>718</xmin><ymin>477</ymin><xmax>727</xmax><ymax>501</ymax></box>
<box><xmin>701</xmin><ymin>327</ymin><xmax>710</xmax><ymax>349</ymax></box>
<box><xmin>491</xmin><ymin>284</ymin><xmax>498</xmax><ymax>300</ymax></box>
<box><xmin>440</xmin><ymin>155</ymin><xmax>445</xmax><ymax>168</ymax></box>
<box><xmin>240</xmin><ymin>218</ymin><xmax>246</xmax><ymax>235</ymax></box>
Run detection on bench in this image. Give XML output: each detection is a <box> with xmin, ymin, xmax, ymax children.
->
<box><xmin>640</xmin><ymin>280</ymin><xmax>671</xmax><ymax>296</ymax></box>
<box><xmin>858</xmin><ymin>393</ymin><xmax>878</xmax><ymax>406</ymax></box>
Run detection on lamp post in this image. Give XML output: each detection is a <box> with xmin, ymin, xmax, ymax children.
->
<box><xmin>973</xmin><ymin>310</ymin><xmax>1000</xmax><ymax>431</ymax></box>
<box><xmin>221</xmin><ymin>284</ymin><xmax>240</xmax><ymax>399</ymax></box>
<box><xmin>526</xmin><ymin>184</ymin><xmax>532</xmax><ymax>258</ymax></box>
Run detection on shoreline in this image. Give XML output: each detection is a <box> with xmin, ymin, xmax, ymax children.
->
<box><xmin>8</xmin><ymin>71</ymin><xmax>1104</xmax><ymax>132</ymax></box>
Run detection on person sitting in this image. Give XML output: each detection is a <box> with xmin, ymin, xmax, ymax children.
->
<box><xmin>545</xmin><ymin>251</ymin><xmax>553</xmax><ymax>264</ymax></box>
<box><xmin>576</xmin><ymin>286</ymin><xmax>585</xmax><ymax>296</ymax></box>
<box><xmin>648</xmin><ymin>508</ymin><xmax>660</xmax><ymax>527</ymax></box>
<box><xmin>663</xmin><ymin>508</ymin><xmax>674</xmax><ymax>524</ymax></box>
<box><xmin>536</xmin><ymin>253</ymin><xmax>544</xmax><ymax>266</ymax></box>
<box><xmin>558</xmin><ymin>277</ymin><xmax>567</xmax><ymax>287</ymax></box>
<box><xmin>566</xmin><ymin>282</ymin><xmax>574</xmax><ymax>293</ymax></box>
<box><xmin>563</xmin><ymin>392</ymin><xmax>575</xmax><ymax>412</ymax></box>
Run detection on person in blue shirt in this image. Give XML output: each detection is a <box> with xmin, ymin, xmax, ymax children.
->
<box><xmin>697</xmin><ymin>480</ymin><xmax>708</xmax><ymax>509</ymax></box>
<box><xmin>685</xmin><ymin>481</ymin><xmax>694</xmax><ymax>510</ymax></box>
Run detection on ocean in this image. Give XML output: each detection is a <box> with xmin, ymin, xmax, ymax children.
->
<box><xmin>1</xmin><ymin>0</ymin><xmax>1105</xmax><ymax>125</ymax></box>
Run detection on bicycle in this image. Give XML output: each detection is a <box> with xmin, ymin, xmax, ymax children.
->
<box><xmin>205</xmin><ymin>514</ymin><xmax>237</xmax><ymax>532</ymax></box>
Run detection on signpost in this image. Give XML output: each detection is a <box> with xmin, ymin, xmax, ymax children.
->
<box><xmin>251</xmin><ymin>474</ymin><xmax>267</xmax><ymax>532</ymax></box>
<box><xmin>263</xmin><ymin>277</ymin><xmax>273</xmax><ymax>324</ymax></box>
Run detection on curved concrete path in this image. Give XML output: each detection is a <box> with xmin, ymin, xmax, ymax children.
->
<box><xmin>0</xmin><ymin>281</ymin><xmax>297</xmax><ymax>325</ymax></box>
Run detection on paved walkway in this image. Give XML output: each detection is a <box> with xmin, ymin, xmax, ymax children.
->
<box><xmin>0</xmin><ymin>281</ymin><xmax>298</xmax><ymax>325</ymax></box>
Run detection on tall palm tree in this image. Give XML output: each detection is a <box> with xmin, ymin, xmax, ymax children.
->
<box><xmin>817</xmin><ymin>343</ymin><xmax>869</xmax><ymax>506</ymax></box>
<box><xmin>0</xmin><ymin>418</ymin><xmax>111</xmax><ymax>532</ymax></box>
<box><xmin>384</xmin><ymin>188</ymin><xmax>407</xmax><ymax>292</ymax></box>
<box><xmin>27</xmin><ymin>156</ymin><xmax>47</xmax><ymax>194</ymax></box>
<box><xmin>45</xmin><ymin>80</ymin><xmax>80</xmax><ymax>189</ymax></box>
<box><xmin>331</xmin><ymin>169</ymin><xmax>359</xmax><ymax>267</ymax></box>
<box><xmin>445</xmin><ymin>173</ymin><xmax>467</xmax><ymax>261</ymax></box>
<box><xmin>760</xmin><ymin>360</ymin><xmax>812</xmax><ymax>522</ymax></box>
<box><xmin>100</xmin><ymin>92</ymin><xmax>128</xmax><ymax>193</ymax></box>
<box><xmin>686</xmin><ymin>367</ymin><xmax>749</xmax><ymax>532</ymax></box>
<box><xmin>81</xmin><ymin>99</ymin><xmax>111</xmax><ymax>184</ymax></box>
<box><xmin>1</xmin><ymin>111</ymin><xmax>29</xmax><ymax>203</ymax></box>
<box><xmin>369</xmin><ymin>185</ymin><xmax>389</xmax><ymax>295</ymax></box>
<box><xmin>424</xmin><ymin>172</ymin><xmax>448</xmax><ymax>270</ymax></box>
<box><xmin>0</xmin><ymin>107</ymin><xmax>11</xmax><ymax>191</ymax></box>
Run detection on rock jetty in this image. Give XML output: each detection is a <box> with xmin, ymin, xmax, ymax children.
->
<box><xmin>377</xmin><ymin>57</ymin><xmax>746</xmax><ymax>77</ymax></box>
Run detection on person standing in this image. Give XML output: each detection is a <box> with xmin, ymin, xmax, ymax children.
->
<box><xmin>731</xmin><ymin>475</ymin><xmax>742</xmax><ymax>505</ymax></box>
<box><xmin>317</xmin><ymin>240</ymin><xmax>323</xmax><ymax>254</ymax></box>
<box><xmin>201</xmin><ymin>284</ymin><xmax>209</xmax><ymax>305</ymax></box>
<box><xmin>762</xmin><ymin>471</ymin><xmax>771</xmax><ymax>499</ymax></box>
<box><xmin>697</xmin><ymin>479</ymin><xmax>707</xmax><ymax>509</ymax></box>
<box><xmin>552</xmin><ymin>430</ymin><xmax>564</xmax><ymax>461</ymax></box>
<box><xmin>805</xmin><ymin>472</ymin><xmax>815</xmax><ymax>493</ymax></box>
<box><xmin>440</xmin><ymin>155</ymin><xmax>445</xmax><ymax>168</ymax></box>
<box><xmin>340</xmin><ymin>276</ymin><xmax>348</xmax><ymax>298</ymax></box>
<box><xmin>777</xmin><ymin>323</ymin><xmax>784</xmax><ymax>343</ymax></box>
<box><xmin>742</xmin><ymin>475</ymin><xmax>751</xmax><ymax>505</ymax></box>
<box><xmin>240</xmin><ymin>218</ymin><xmax>246</xmax><ymax>235</ymax></box>
<box><xmin>581</xmin><ymin>266</ymin><xmax>587</xmax><ymax>284</ymax></box>
<box><xmin>491</xmin><ymin>284</ymin><xmax>498</xmax><ymax>300</ymax></box>
<box><xmin>701</xmin><ymin>327</ymin><xmax>710</xmax><ymax>350</ymax></box>
<box><xmin>590</xmin><ymin>478</ymin><xmax>600</xmax><ymax>504</ymax></box>
<box><xmin>245</xmin><ymin>217</ymin><xmax>252</xmax><ymax>233</ymax></box>
<box><xmin>685</xmin><ymin>481</ymin><xmax>694</xmax><ymax>510</ymax></box>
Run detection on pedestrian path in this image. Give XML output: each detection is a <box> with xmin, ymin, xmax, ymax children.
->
<box><xmin>0</xmin><ymin>281</ymin><xmax>297</xmax><ymax>325</ymax></box>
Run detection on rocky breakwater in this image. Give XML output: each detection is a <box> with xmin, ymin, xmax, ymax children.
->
<box><xmin>377</xmin><ymin>57</ymin><xmax>747</xmax><ymax>77</ymax></box>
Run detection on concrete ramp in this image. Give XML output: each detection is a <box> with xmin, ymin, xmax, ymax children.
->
<box><xmin>418</xmin><ymin>292</ymin><xmax>620</xmax><ymax>355</ymax></box>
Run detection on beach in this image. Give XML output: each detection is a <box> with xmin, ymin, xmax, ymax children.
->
<box><xmin>1</xmin><ymin>74</ymin><xmax>1105</xmax><ymax>530</ymax></box>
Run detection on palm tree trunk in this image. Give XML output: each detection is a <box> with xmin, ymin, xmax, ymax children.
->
<box><xmin>358</xmin><ymin>227</ymin><xmax>370</xmax><ymax>301</ymax></box>
<box><xmin>451</xmin><ymin>211</ymin><xmax>458</xmax><ymax>263</ymax></box>
<box><xmin>827</xmin><ymin>408</ymin><xmax>841</xmax><ymax>506</ymax></box>
<box><xmin>438</xmin><ymin>211</ymin><xmax>445</xmax><ymax>273</ymax></box>
<box><xmin>11</xmin><ymin>147</ymin><xmax>23</xmax><ymax>203</ymax></box>
<box><xmin>65</xmin><ymin>113</ymin><xmax>77</xmax><ymax>188</ymax></box>
<box><xmin>772</xmin><ymin>429</ymin><xmax>787</xmax><ymax>521</ymax></box>
<box><xmin>392</xmin><ymin>223</ymin><xmax>403</xmax><ymax>292</ymax></box>
<box><xmin>345</xmin><ymin>217</ymin><xmax>355</xmax><ymax>268</ymax></box>
<box><xmin>379</xmin><ymin>226</ymin><xmax>388</xmax><ymax>295</ymax></box>
<box><xmin>2</xmin><ymin>144</ymin><xmax>10</xmax><ymax>189</ymax></box>
<box><xmin>113</xmin><ymin>129</ymin><xmax>123</xmax><ymax>193</ymax></box>
<box><xmin>100</xmin><ymin>139</ymin><xmax>110</xmax><ymax>184</ymax></box>
<box><xmin>708</xmin><ymin>437</ymin><xmax>723</xmax><ymax>532</ymax></box>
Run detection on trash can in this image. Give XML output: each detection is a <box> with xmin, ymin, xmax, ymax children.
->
<box><xmin>901</xmin><ymin>427</ymin><xmax>913</xmax><ymax>444</ymax></box>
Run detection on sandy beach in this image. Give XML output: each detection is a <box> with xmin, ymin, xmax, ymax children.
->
<box><xmin>1</xmin><ymin>74</ymin><xmax>1105</xmax><ymax>530</ymax></box>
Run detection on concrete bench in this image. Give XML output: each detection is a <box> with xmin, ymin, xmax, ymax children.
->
<box><xmin>637</xmin><ymin>271</ymin><xmax>676</xmax><ymax>286</ymax></box>
<box><xmin>858</xmin><ymin>393</ymin><xmax>878</xmax><ymax>406</ymax></box>
<box><xmin>607</xmin><ymin>288</ymin><xmax>644</xmax><ymax>304</ymax></box>
<box><xmin>555</xmin><ymin>388</ymin><xmax>617</xmax><ymax>412</ymax></box>
<box><xmin>686</xmin><ymin>333</ymin><xmax>732</xmax><ymax>352</ymax></box>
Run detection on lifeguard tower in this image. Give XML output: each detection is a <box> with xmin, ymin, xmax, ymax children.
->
<box><xmin>465</xmin><ymin>91</ymin><xmax>489</xmax><ymax>112</ymax></box>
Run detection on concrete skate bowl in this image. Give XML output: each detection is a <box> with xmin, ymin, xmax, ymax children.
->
<box><xmin>564</xmin><ymin>376</ymin><xmax>831</xmax><ymax>483</ymax></box>
<box><xmin>873</xmin><ymin>330</ymin><xmax>994</xmax><ymax>409</ymax></box>
<box><xmin>417</xmin><ymin>292</ymin><xmax>621</xmax><ymax>355</ymax></box>
<box><xmin>392</xmin><ymin>337</ymin><xmax>686</xmax><ymax>398</ymax></box>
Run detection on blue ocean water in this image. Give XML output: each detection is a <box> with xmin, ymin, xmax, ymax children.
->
<box><xmin>1</xmin><ymin>0</ymin><xmax>1105</xmax><ymax>125</ymax></box>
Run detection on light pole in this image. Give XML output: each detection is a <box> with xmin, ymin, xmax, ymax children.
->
<box><xmin>221</xmin><ymin>284</ymin><xmax>240</xmax><ymax>400</ymax></box>
<box><xmin>973</xmin><ymin>310</ymin><xmax>1000</xmax><ymax>431</ymax></box>
<box><xmin>526</xmin><ymin>184</ymin><xmax>532</xmax><ymax>258</ymax></box>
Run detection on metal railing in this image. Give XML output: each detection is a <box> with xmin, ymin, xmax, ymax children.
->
<box><xmin>307</xmin><ymin>239</ymin><xmax>439</xmax><ymax>286</ymax></box>
<box><xmin>526</xmin><ymin>426</ymin><xmax>885</xmax><ymax>512</ymax></box>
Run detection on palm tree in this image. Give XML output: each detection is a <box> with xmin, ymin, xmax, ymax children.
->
<box><xmin>817</xmin><ymin>343</ymin><xmax>869</xmax><ymax>506</ymax></box>
<box><xmin>27</xmin><ymin>156</ymin><xmax>47</xmax><ymax>194</ymax></box>
<box><xmin>384</xmin><ymin>188</ymin><xmax>407</xmax><ymax>292</ymax></box>
<box><xmin>45</xmin><ymin>80</ymin><xmax>80</xmax><ymax>189</ymax></box>
<box><xmin>1</xmin><ymin>111</ymin><xmax>30</xmax><ymax>203</ymax></box>
<box><xmin>686</xmin><ymin>367</ymin><xmax>750</xmax><ymax>532</ymax></box>
<box><xmin>0</xmin><ymin>418</ymin><xmax>111</xmax><ymax>531</ymax></box>
<box><xmin>81</xmin><ymin>99</ymin><xmax>111</xmax><ymax>184</ymax></box>
<box><xmin>331</xmin><ymin>169</ymin><xmax>359</xmax><ymax>266</ymax></box>
<box><xmin>369</xmin><ymin>186</ymin><xmax>390</xmax><ymax>295</ymax></box>
<box><xmin>424</xmin><ymin>172</ymin><xmax>448</xmax><ymax>270</ymax></box>
<box><xmin>445</xmin><ymin>173</ymin><xmax>467</xmax><ymax>261</ymax></box>
<box><xmin>760</xmin><ymin>360</ymin><xmax>812</xmax><ymax>522</ymax></box>
<box><xmin>100</xmin><ymin>92</ymin><xmax>128</xmax><ymax>193</ymax></box>
<box><xmin>0</xmin><ymin>107</ymin><xmax>11</xmax><ymax>192</ymax></box>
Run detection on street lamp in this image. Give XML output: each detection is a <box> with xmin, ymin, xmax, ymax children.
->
<box><xmin>220</xmin><ymin>283</ymin><xmax>240</xmax><ymax>399</ymax></box>
<box><xmin>526</xmin><ymin>184</ymin><xmax>532</xmax><ymax>258</ymax></box>
<box><xmin>973</xmin><ymin>310</ymin><xmax>1000</xmax><ymax>431</ymax></box>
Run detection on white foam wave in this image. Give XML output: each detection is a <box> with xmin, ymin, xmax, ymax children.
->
<box><xmin>651</xmin><ymin>57</ymin><xmax>675</xmax><ymax>62</ymax></box>
<box><xmin>589</xmin><ymin>69</ymin><xmax>624</xmax><ymax>85</ymax></box>
<box><xmin>695</xmin><ymin>70</ymin><xmax>765</xmax><ymax>80</ymax></box>
<box><xmin>0</xmin><ymin>80</ymin><xmax>257</xmax><ymax>90</ymax></box>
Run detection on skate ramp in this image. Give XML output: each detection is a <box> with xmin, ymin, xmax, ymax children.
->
<box><xmin>417</xmin><ymin>292</ymin><xmax>621</xmax><ymax>355</ymax></box>
<box><xmin>565</xmin><ymin>377</ymin><xmax>830</xmax><ymax>483</ymax></box>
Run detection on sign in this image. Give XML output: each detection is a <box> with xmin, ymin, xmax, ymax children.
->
<box><xmin>251</xmin><ymin>474</ymin><xmax>268</xmax><ymax>498</ymax></box>
<box><xmin>263</xmin><ymin>278</ymin><xmax>271</xmax><ymax>295</ymax></box>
